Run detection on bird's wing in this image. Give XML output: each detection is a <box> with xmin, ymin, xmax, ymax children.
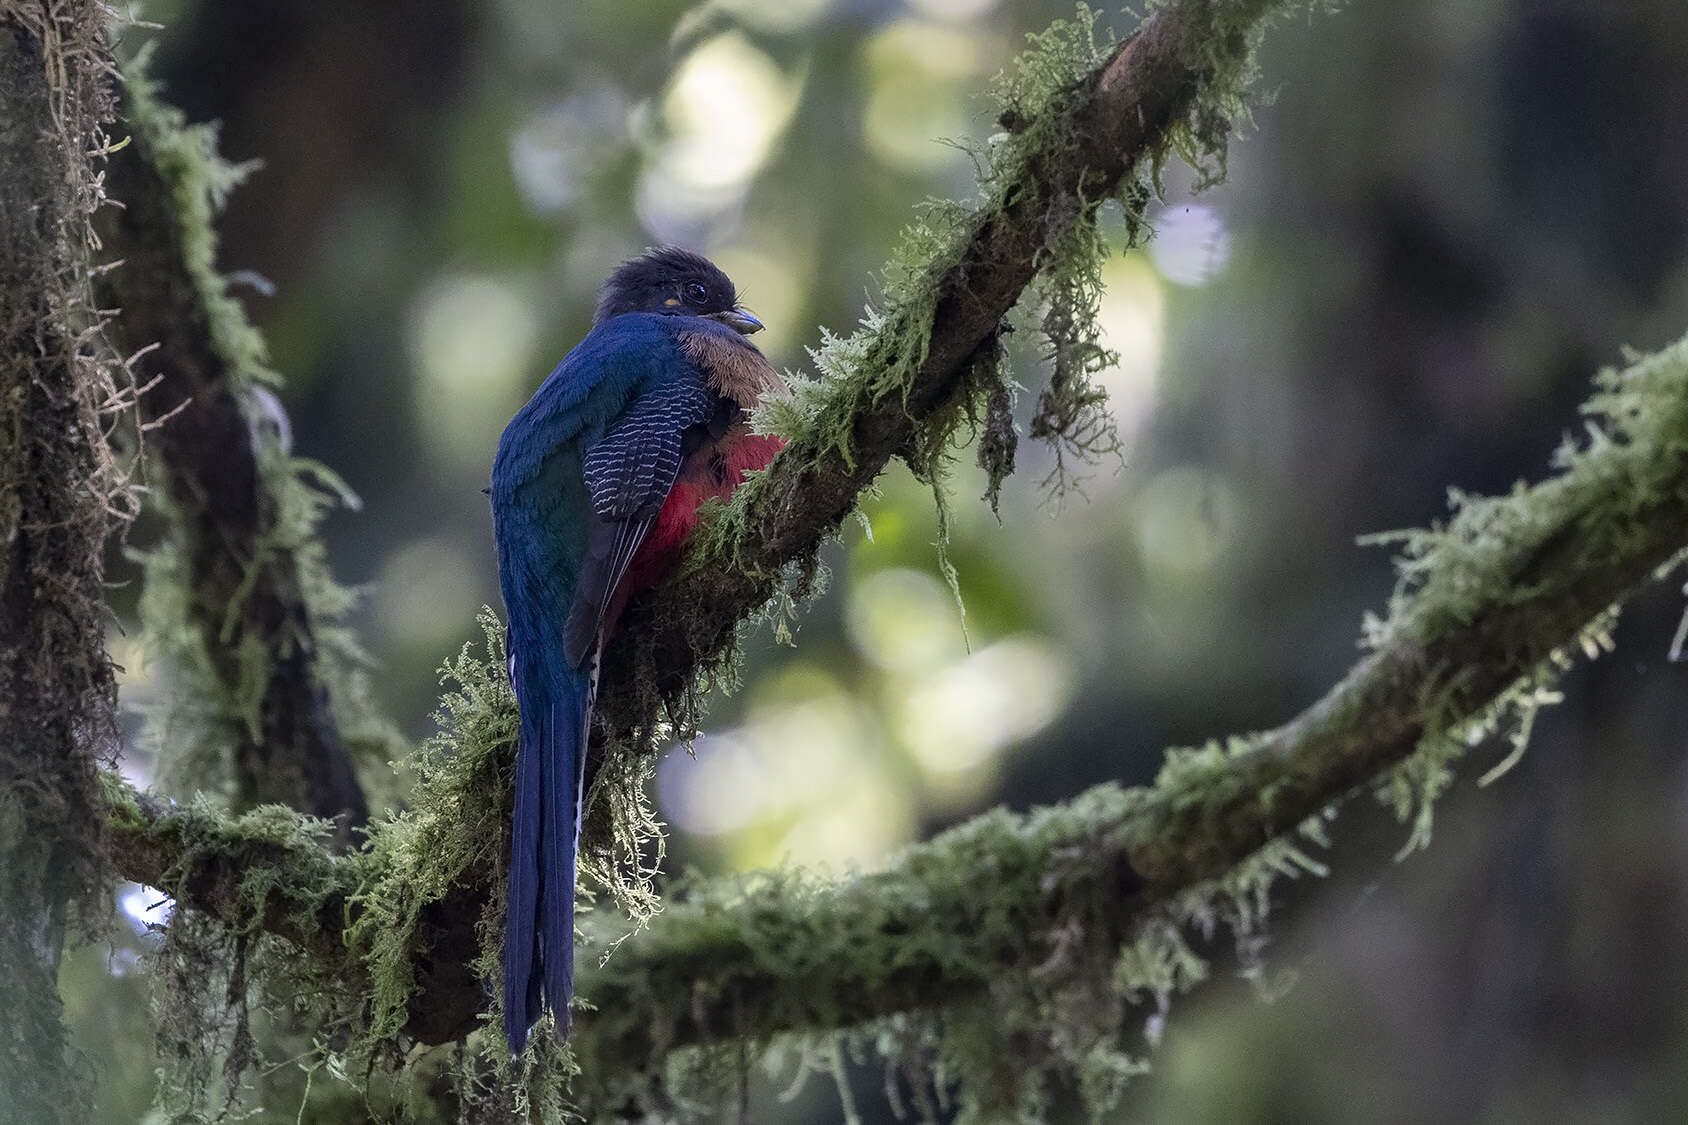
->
<box><xmin>561</xmin><ymin>376</ymin><xmax>718</xmax><ymax>666</ymax></box>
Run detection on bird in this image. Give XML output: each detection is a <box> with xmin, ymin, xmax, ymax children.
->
<box><xmin>489</xmin><ymin>247</ymin><xmax>785</xmax><ymax>1055</ymax></box>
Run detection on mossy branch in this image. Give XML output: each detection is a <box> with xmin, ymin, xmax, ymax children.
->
<box><xmin>99</xmin><ymin>778</ymin><xmax>353</xmax><ymax>965</ymax></box>
<box><xmin>597</xmin><ymin>0</ymin><xmax>1298</xmax><ymax>740</ymax></box>
<box><xmin>106</xmin><ymin>326</ymin><xmax>1688</xmax><ymax>1077</ymax></box>
<box><xmin>96</xmin><ymin>59</ymin><xmax>371</xmax><ymax>826</ymax></box>
<box><xmin>99</xmin><ymin>0</ymin><xmax>1328</xmax><ymax>1043</ymax></box>
<box><xmin>571</xmin><ymin>338</ymin><xmax>1688</xmax><ymax>1079</ymax></box>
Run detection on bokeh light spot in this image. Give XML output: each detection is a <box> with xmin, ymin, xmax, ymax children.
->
<box><xmin>898</xmin><ymin>635</ymin><xmax>1075</xmax><ymax>776</ymax></box>
<box><xmin>408</xmin><ymin>275</ymin><xmax>538</xmax><ymax>475</ymax></box>
<box><xmin>774</xmin><ymin>782</ymin><xmax>914</xmax><ymax>871</ymax></box>
<box><xmin>659</xmin><ymin>684</ymin><xmax>909</xmax><ymax>870</ymax></box>
<box><xmin>1132</xmin><ymin>466</ymin><xmax>1243</xmax><ymax>589</ymax></box>
<box><xmin>861</xmin><ymin>20</ymin><xmax>984</xmax><ymax>172</ymax></box>
<box><xmin>1149</xmin><ymin>203</ymin><xmax>1233</xmax><ymax>286</ymax></box>
<box><xmin>658</xmin><ymin>32</ymin><xmax>802</xmax><ymax>191</ymax></box>
<box><xmin>657</xmin><ymin>732</ymin><xmax>769</xmax><ymax>837</ymax></box>
<box><xmin>716</xmin><ymin>0</ymin><xmax>833</xmax><ymax>34</ymax></box>
<box><xmin>1095</xmin><ymin>253</ymin><xmax>1165</xmax><ymax>439</ymax></box>
<box><xmin>372</xmin><ymin>537</ymin><xmax>481</xmax><ymax>652</ymax></box>
<box><xmin>508</xmin><ymin>89</ymin><xmax>629</xmax><ymax>216</ymax></box>
<box><xmin>906</xmin><ymin>0</ymin><xmax>1001</xmax><ymax>22</ymax></box>
<box><xmin>846</xmin><ymin>567</ymin><xmax>967</xmax><ymax>672</ymax></box>
<box><xmin>637</xmin><ymin>32</ymin><xmax>804</xmax><ymax>239</ymax></box>
<box><xmin>119</xmin><ymin>883</ymin><xmax>173</xmax><ymax>936</ymax></box>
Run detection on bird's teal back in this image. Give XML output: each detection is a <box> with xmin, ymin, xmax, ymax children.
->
<box><xmin>492</xmin><ymin>313</ymin><xmax>691</xmax><ymax>620</ymax></box>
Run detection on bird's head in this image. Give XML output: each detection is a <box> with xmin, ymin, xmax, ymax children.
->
<box><xmin>594</xmin><ymin>246</ymin><xmax>763</xmax><ymax>335</ymax></box>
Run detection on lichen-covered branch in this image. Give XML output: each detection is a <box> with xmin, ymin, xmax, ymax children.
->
<box><xmin>598</xmin><ymin>0</ymin><xmax>1305</xmax><ymax>739</ymax></box>
<box><xmin>101</xmin><ymin>778</ymin><xmax>355</xmax><ymax>963</ymax></box>
<box><xmin>571</xmin><ymin>333</ymin><xmax>1688</xmax><ymax>1084</ymax></box>
<box><xmin>95</xmin><ymin>62</ymin><xmax>371</xmax><ymax>825</ymax></box>
<box><xmin>104</xmin><ymin>323</ymin><xmax>1688</xmax><ymax>1089</ymax></box>
<box><xmin>0</xmin><ymin>4</ymin><xmax>124</xmax><ymax>1119</ymax></box>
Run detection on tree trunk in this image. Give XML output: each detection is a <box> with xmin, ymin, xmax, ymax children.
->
<box><xmin>0</xmin><ymin>7</ymin><xmax>119</xmax><ymax>1121</ymax></box>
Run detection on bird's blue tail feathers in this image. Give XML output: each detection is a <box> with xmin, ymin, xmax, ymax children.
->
<box><xmin>503</xmin><ymin>625</ymin><xmax>591</xmax><ymax>1056</ymax></box>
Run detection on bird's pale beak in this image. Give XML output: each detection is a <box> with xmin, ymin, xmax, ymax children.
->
<box><xmin>708</xmin><ymin>307</ymin><xmax>763</xmax><ymax>335</ymax></box>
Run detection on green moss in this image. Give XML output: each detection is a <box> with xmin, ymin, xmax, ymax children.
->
<box><xmin>571</xmin><ymin>768</ymin><xmax>1328</xmax><ymax>1121</ymax></box>
<box><xmin>569</xmin><ymin>768</ymin><xmax>1326</xmax><ymax>1119</ymax></box>
<box><xmin>97</xmin><ymin>769</ymin><xmax>146</xmax><ymax>831</ymax></box>
<box><xmin>126</xmin><ymin>793</ymin><xmax>351</xmax><ymax>1121</ymax></box>
<box><xmin>1357</xmin><ymin>334</ymin><xmax>1688</xmax><ymax>850</ymax></box>
<box><xmin>122</xmin><ymin>46</ymin><xmax>269</xmax><ymax>385</ymax></box>
<box><xmin>583</xmin><ymin>329</ymin><xmax>1688</xmax><ymax>1120</ymax></box>
<box><xmin>349</xmin><ymin>611</ymin><xmax>519</xmax><ymax>1046</ymax></box>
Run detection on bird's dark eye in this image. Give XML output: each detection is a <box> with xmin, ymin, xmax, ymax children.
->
<box><xmin>685</xmin><ymin>282</ymin><xmax>708</xmax><ymax>304</ymax></box>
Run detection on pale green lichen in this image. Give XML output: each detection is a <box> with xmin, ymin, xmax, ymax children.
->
<box><xmin>1030</xmin><ymin>209</ymin><xmax>1125</xmax><ymax>497</ymax></box>
<box><xmin>1358</xmin><ymin>333</ymin><xmax>1688</xmax><ymax>851</ymax></box>
<box><xmin>586</xmin><ymin>328</ymin><xmax>1688</xmax><ymax>1121</ymax></box>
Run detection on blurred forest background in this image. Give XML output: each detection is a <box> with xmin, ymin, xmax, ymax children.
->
<box><xmin>70</xmin><ymin>0</ymin><xmax>1688</xmax><ymax>1120</ymax></box>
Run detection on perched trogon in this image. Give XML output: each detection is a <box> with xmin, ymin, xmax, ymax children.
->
<box><xmin>490</xmin><ymin>248</ymin><xmax>785</xmax><ymax>1054</ymax></box>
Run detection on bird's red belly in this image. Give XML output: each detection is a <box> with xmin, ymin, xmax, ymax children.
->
<box><xmin>617</xmin><ymin>431</ymin><xmax>785</xmax><ymax>598</ymax></box>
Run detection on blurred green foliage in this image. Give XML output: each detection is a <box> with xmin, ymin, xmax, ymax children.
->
<box><xmin>77</xmin><ymin>0</ymin><xmax>1688</xmax><ymax>1120</ymax></box>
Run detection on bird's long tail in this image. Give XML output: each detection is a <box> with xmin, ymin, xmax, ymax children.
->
<box><xmin>503</xmin><ymin>631</ymin><xmax>592</xmax><ymax>1055</ymax></box>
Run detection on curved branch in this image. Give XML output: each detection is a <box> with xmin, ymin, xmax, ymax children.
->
<box><xmin>568</xmin><ymin>334</ymin><xmax>1688</xmax><ymax>1074</ymax></box>
<box><xmin>105</xmin><ymin>331</ymin><xmax>1688</xmax><ymax>1063</ymax></box>
<box><xmin>597</xmin><ymin>5</ymin><xmax>1200</xmax><ymax>733</ymax></box>
<box><xmin>97</xmin><ymin>0</ymin><xmax>1688</xmax><ymax>1081</ymax></box>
